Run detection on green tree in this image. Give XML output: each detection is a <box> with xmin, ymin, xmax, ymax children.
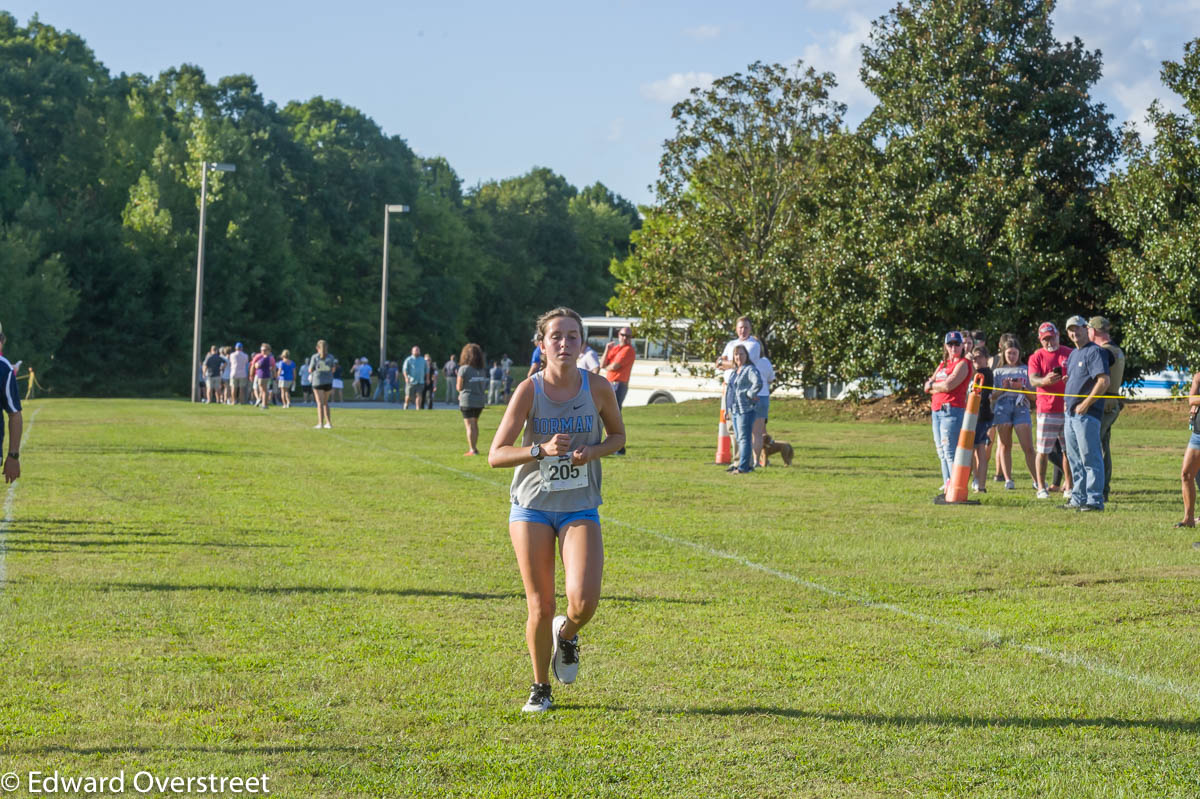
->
<box><xmin>610</xmin><ymin>61</ymin><xmax>844</xmax><ymax>385</ymax></box>
<box><xmin>1099</xmin><ymin>38</ymin><xmax>1200</xmax><ymax>371</ymax></box>
<box><xmin>849</xmin><ymin>0</ymin><xmax>1118</xmax><ymax>387</ymax></box>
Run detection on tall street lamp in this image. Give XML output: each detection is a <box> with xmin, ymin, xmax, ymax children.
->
<box><xmin>191</xmin><ymin>161</ymin><xmax>236</xmax><ymax>401</ymax></box>
<box><xmin>379</xmin><ymin>203</ymin><xmax>410</xmax><ymax>372</ymax></box>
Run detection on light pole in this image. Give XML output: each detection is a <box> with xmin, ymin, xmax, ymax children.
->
<box><xmin>379</xmin><ymin>203</ymin><xmax>410</xmax><ymax>372</ymax></box>
<box><xmin>191</xmin><ymin>161</ymin><xmax>236</xmax><ymax>401</ymax></box>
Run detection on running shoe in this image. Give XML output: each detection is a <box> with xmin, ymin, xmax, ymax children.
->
<box><xmin>1079</xmin><ymin>504</ymin><xmax>1104</xmax><ymax>512</ymax></box>
<box><xmin>323</xmin><ymin>423</ymin><xmax>332</xmax><ymax>429</ymax></box>
<box><xmin>993</xmin><ymin>474</ymin><xmax>1004</xmax><ymax>482</ymax></box>
<box><xmin>551</xmin><ymin>615</ymin><xmax>580</xmax><ymax>684</ymax></box>
<box><xmin>521</xmin><ymin>682</ymin><xmax>553</xmax><ymax>713</ymax></box>
<box><xmin>313</xmin><ymin>424</ymin><xmax>323</xmax><ymax>429</ymax></box>
<box><xmin>1005</xmin><ymin>480</ymin><xmax>1015</xmax><ymax>490</ymax></box>
<box><xmin>1036</xmin><ymin>488</ymin><xmax>1050</xmax><ymax>499</ymax></box>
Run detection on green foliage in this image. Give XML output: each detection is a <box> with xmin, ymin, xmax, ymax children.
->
<box><xmin>847</xmin><ymin>0</ymin><xmax>1118</xmax><ymax>387</ymax></box>
<box><xmin>1099</xmin><ymin>38</ymin><xmax>1200</xmax><ymax>370</ymax></box>
<box><xmin>0</xmin><ymin>14</ymin><xmax>637</xmax><ymax>394</ymax></box>
<box><xmin>611</xmin><ymin>61</ymin><xmax>845</xmax><ymax>385</ymax></box>
<box><xmin>614</xmin><ymin>2</ymin><xmax>1121</xmax><ymax>391</ymax></box>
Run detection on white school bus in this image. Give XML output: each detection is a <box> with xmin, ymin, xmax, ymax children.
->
<box><xmin>581</xmin><ymin>316</ymin><xmax>727</xmax><ymax>405</ymax></box>
<box><xmin>581</xmin><ymin>316</ymin><xmax>835</xmax><ymax>406</ymax></box>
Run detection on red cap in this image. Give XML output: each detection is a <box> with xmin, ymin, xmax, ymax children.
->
<box><xmin>1038</xmin><ymin>322</ymin><xmax>1058</xmax><ymax>339</ymax></box>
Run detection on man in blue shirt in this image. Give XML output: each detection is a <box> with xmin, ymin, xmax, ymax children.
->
<box><xmin>1062</xmin><ymin>315</ymin><xmax>1111</xmax><ymax>511</ymax></box>
<box><xmin>402</xmin><ymin>346</ymin><xmax>427</xmax><ymax>410</ymax></box>
<box><xmin>0</xmin><ymin>324</ymin><xmax>22</xmax><ymax>483</ymax></box>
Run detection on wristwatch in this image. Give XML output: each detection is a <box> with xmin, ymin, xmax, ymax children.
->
<box><xmin>6</xmin><ymin>452</ymin><xmax>17</xmax><ymax>460</ymax></box>
<box><xmin>530</xmin><ymin>444</ymin><xmax>544</xmax><ymax>461</ymax></box>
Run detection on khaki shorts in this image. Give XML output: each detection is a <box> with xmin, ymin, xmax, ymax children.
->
<box><xmin>205</xmin><ymin>376</ymin><xmax>221</xmax><ymax>391</ymax></box>
<box><xmin>405</xmin><ymin>383</ymin><xmax>422</xmax><ymax>401</ymax></box>
<box><xmin>232</xmin><ymin>377</ymin><xmax>249</xmax><ymax>390</ymax></box>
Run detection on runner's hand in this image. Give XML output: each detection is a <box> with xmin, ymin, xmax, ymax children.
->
<box><xmin>542</xmin><ymin>434</ymin><xmax>573</xmax><ymax>457</ymax></box>
<box><xmin>571</xmin><ymin>446</ymin><xmax>591</xmax><ymax>466</ymax></box>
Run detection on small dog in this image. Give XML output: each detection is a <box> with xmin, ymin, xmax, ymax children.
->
<box><xmin>762</xmin><ymin>434</ymin><xmax>794</xmax><ymax>467</ymax></box>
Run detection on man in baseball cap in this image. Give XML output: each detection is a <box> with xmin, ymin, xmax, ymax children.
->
<box><xmin>1062</xmin><ymin>314</ymin><xmax>1111</xmax><ymax>510</ymax></box>
<box><xmin>1087</xmin><ymin>316</ymin><xmax>1124</xmax><ymax>501</ymax></box>
<box><xmin>1028</xmin><ymin>321</ymin><xmax>1074</xmax><ymax>499</ymax></box>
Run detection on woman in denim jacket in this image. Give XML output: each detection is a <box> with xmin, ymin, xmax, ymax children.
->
<box><xmin>724</xmin><ymin>344</ymin><xmax>763</xmax><ymax>474</ymax></box>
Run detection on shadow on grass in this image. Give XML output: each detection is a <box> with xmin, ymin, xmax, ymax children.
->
<box><xmin>3</xmin><ymin>539</ymin><xmax>283</xmax><ymax>550</ymax></box>
<box><xmin>9</xmin><ymin>744</ymin><xmax>362</xmax><ymax>755</ymax></box>
<box><xmin>44</xmin><ymin>446</ymin><xmax>234</xmax><ymax>456</ymax></box>
<box><xmin>563</xmin><ymin>704</ymin><xmax>1200</xmax><ymax>732</ymax></box>
<box><xmin>73</xmin><ymin>582</ymin><xmax>705</xmax><ymax>604</ymax></box>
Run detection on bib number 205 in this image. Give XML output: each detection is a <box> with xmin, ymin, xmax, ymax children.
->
<box><xmin>539</xmin><ymin>456</ymin><xmax>588</xmax><ymax>492</ymax></box>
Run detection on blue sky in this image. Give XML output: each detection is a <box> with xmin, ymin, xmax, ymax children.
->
<box><xmin>7</xmin><ymin>0</ymin><xmax>1198</xmax><ymax>206</ymax></box>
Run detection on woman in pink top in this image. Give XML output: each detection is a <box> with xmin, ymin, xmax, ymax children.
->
<box><xmin>924</xmin><ymin>331</ymin><xmax>974</xmax><ymax>492</ymax></box>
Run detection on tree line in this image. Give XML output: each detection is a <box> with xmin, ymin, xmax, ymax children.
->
<box><xmin>0</xmin><ymin>13</ymin><xmax>638</xmax><ymax>395</ymax></box>
<box><xmin>613</xmin><ymin>0</ymin><xmax>1200</xmax><ymax>391</ymax></box>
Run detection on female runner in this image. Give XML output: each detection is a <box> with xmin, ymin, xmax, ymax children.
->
<box><xmin>1177</xmin><ymin>370</ymin><xmax>1200</xmax><ymax>528</ymax></box>
<box><xmin>488</xmin><ymin>307</ymin><xmax>626</xmax><ymax>713</ymax></box>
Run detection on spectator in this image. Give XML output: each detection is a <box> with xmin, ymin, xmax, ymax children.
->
<box><xmin>276</xmin><ymin>349</ymin><xmax>295</xmax><ymax>409</ymax></box>
<box><xmin>385</xmin><ymin>361</ymin><xmax>400</xmax><ymax>403</ymax></box>
<box><xmin>307</xmin><ymin>340</ymin><xmax>336</xmax><ymax>429</ymax></box>
<box><xmin>457</xmin><ymin>343</ymin><xmax>488</xmax><ymax>455</ymax></box>
<box><xmin>489</xmin><ymin>361</ymin><xmax>505</xmax><ymax>405</ymax></box>
<box><xmin>715</xmin><ymin>316</ymin><xmax>763</xmax><ymax>372</ymax></box>
<box><xmin>219</xmin><ymin>346</ymin><xmax>231</xmax><ymax>404</ymax></box>
<box><xmin>1028</xmin><ymin>322</ymin><xmax>1074</xmax><ymax>499</ymax></box>
<box><xmin>577</xmin><ymin>343</ymin><xmax>601</xmax><ymax>374</ymax></box>
<box><xmin>357</xmin><ymin>358</ymin><xmax>373</xmax><ymax>400</ymax></box>
<box><xmin>443</xmin><ymin>354</ymin><xmax>459</xmax><ymax>404</ymax></box>
<box><xmin>529</xmin><ymin>338</ymin><xmax>544</xmax><ymax>374</ymax></box>
<box><xmin>752</xmin><ymin>345</ymin><xmax>775</xmax><ymax>468</ymax></box>
<box><xmin>1088</xmin><ymin>317</ymin><xmax>1124</xmax><ymax>502</ymax></box>
<box><xmin>229</xmin><ymin>342</ymin><xmax>250</xmax><ymax>405</ymax></box>
<box><xmin>299</xmin><ymin>360</ymin><xmax>312</xmax><ymax>404</ymax></box>
<box><xmin>402</xmin><ymin>346</ymin><xmax>426</xmax><ymax>409</ymax></box>
<box><xmin>924</xmin><ymin>331</ymin><xmax>973</xmax><ymax>493</ymax></box>
<box><xmin>990</xmin><ymin>334</ymin><xmax>1036</xmax><ymax>490</ymax></box>
<box><xmin>423</xmin><ymin>354</ymin><xmax>436</xmax><ymax>410</ymax></box>
<box><xmin>1176</xmin><ymin>370</ymin><xmax>1200</xmax><ymax>528</ymax></box>
<box><xmin>601</xmin><ymin>326</ymin><xmax>636</xmax><ymax>455</ymax></box>
<box><xmin>724</xmin><ymin>344</ymin><xmax>763</xmax><ymax>475</ymax></box>
<box><xmin>331</xmin><ymin>359</ymin><xmax>345</xmax><ymax>403</ymax></box>
<box><xmin>970</xmin><ymin>344</ymin><xmax>994</xmax><ymax>492</ymax></box>
<box><xmin>1062</xmin><ymin>315</ymin><xmax>1110</xmax><ymax>511</ymax></box>
<box><xmin>202</xmin><ymin>345</ymin><xmax>223</xmax><ymax>404</ymax></box>
<box><xmin>250</xmin><ymin>343</ymin><xmax>276</xmax><ymax>409</ymax></box>
<box><xmin>501</xmin><ymin>353</ymin><xmax>514</xmax><ymax>401</ymax></box>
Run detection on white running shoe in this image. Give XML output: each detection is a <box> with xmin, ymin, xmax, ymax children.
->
<box><xmin>1005</xmin><ymin>480</ymin><xmax>1015</xmax><ymax>490</ymax></box>
<box><xmin>551</xmin><ymin>615</ymin><xmax>580</xmax><ymax>684</ymax></box>
<box><xmin>313</xmin><ymin>424</ymin><xmax>323</xmax><ymax>429</ymax></box>
<box><xmin>521</xmin><ymin>683</ymin><xmax>552</xmax><ymax>713</ymax></box>
<box><xmin>323</xmin><ymin>423</ymin><xmax>332</xmax><ymax>429</ymax></box>
<box><xmin>1036</xmin><ymin>488</ymin><xmax>1050</xmax><ymax>499</ymax></box>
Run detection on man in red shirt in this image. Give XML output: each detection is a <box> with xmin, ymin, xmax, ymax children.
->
<box><xmin>1028</xmin><ymin>322</ymin><xmax>1074</xmax><ymax>499</ymax></box>
<box><xmin>600</xmin><ymin>327</ymin><xmax>635</xmax><ymax>454</ymax></box>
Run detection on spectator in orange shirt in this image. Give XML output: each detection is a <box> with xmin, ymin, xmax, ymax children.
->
<box><xmin>600</xmin><ymin>326</ymin><xmax>635</xmax><ymax>454</ymax></box>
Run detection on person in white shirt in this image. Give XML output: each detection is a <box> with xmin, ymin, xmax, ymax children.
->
<box><xmin>715</xmin><ymin>317</ymin><xmax>763</xmax><ymax>461</ymax></box>
<box><xmin>577</xmin><ymin>345</ymin><xmax>601</xmax><ymax>374</ymax></box>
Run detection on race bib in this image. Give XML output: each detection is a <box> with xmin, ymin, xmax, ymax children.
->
<box><xmin>539</xmin><ymin>456</ymin><xmax>588</xmax><ymax>492</ymax></box>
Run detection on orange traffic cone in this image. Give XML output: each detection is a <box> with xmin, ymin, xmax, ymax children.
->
<box><xmin>715</xmin><ymin>400</ymin><xmax>732</xmax><ymax>464</ymax></box>
<box><xmin>938</xmin><ymin>373</ymin><xmax>985</xmax><ymax>505</ymax></box>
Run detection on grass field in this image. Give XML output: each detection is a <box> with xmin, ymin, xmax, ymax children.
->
<box><xmin>0</xmin><ymin>397</ymin><xmax>1198</xmax><ymax>798</ymax></box>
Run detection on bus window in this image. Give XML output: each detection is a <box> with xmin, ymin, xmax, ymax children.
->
<box><xmin>646</xmin><ymin>339</ymin><xmax>667</xmax><ymax>360</ymax></box>
<box><xmin>586</xmin><ymin>328</ymin><xmax>612</xmax><ymax>355</ymax></box>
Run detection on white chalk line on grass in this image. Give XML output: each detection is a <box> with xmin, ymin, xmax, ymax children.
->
<box><xmin>273</xmin><ymin>412</ymin><xmax>1200</xmax><ymax>705</ymax></box>
<box><xmin>0</xmin><ymin>405</ymin><xmax>41</xmax><ymax>587</ymax></box>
